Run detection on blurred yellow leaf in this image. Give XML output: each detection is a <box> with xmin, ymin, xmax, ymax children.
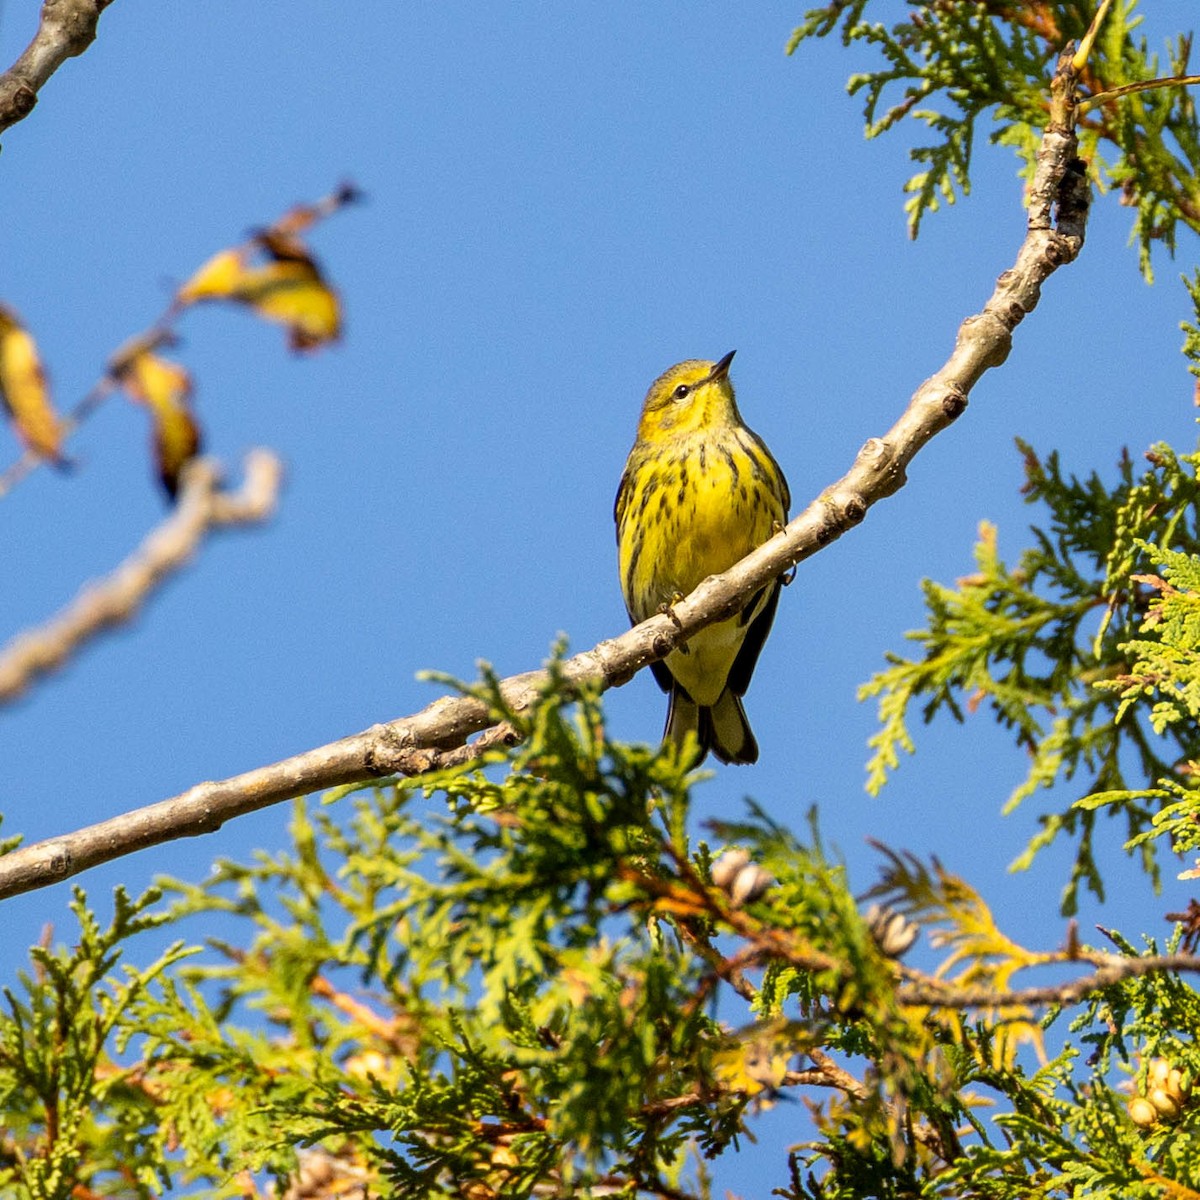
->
<box><xmin>561</xmin><ymin>965</ymin><xmax>596</xmax><ymax>1009</ymax></box>
<box><xmin>110</xmin><ymin>338</ymin><xmax>202</xmax><ymax>499</ymax></box>
<box><xmin>712</xmin><ymin>1045</ymin><xmax>788</xmax><ymax>1106</ymax></box>
<box><xmin>0</xmin><ymin>305</ymin><xmax>64</xmax><ymax>463</ymax></box>
<box><xmin>176</xmin><ymin>236</ymin><xmax>341</xmax><ymax>353</ymax></box>
<box><xmin>233</xmin><ymin>258</ymin><xmax>341</xmax><ymax>352</ymax></box>
<box><xmin>871</xmin><ymin>846</ymin><xmax>1049</xmax><ymax>1067</ymax></box>
<box><xmin>176</xmin><ymin>248</ymin><xmax>246</xmax><ymax>304</ymax></box>
<box><xmin>712</xmin><ymin>1024</ymin><xmax>796</xmax><ymax>1101</ymax></box>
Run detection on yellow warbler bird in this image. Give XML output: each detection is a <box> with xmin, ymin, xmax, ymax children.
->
<box><xmin>615</xmin><ymin>350</ymin><xmax>790</xmax><ymax>764</ymax></box>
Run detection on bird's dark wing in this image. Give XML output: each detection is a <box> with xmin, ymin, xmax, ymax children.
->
<box><xmin>647</xmin><ymin>656</ymin><xmax>674</xmax><ymax>693</ymax></box>
<box><xmin>726</xmin><ymin>582</ymin><xmax>781</xmax><ymax>698</ymax></box>
<box><xmin>614</xmin><ymin>461</ymin><xmax>673</xmax><ymax>693</ymax></box>
<box><xmin>613</xmin><ymin>467</ymin><xmax>632</xmax><ymax>528</ymax></box>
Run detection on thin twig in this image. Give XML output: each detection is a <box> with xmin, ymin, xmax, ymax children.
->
<box><xmin>805</xmin><ymin>1048</ymin><xmax>869</xmax><ymax>1101</ymax></box>
<box><xmin>0</xmin><ymin>377</ymin><xmax>120</xmax><ymax>498</ymax></box>
<box><xmin>0</xmin><ymin>0</ymin><xmax>116</xmax><ymax>137</ymax></box>
<box><xmin>0</xmin><ymin>451</ymin><xmax>282</xmax><ymax>704</ymax></box>
<box><xmin>0</xmin><ymin>378</ymin><xmax>117</xmax><ymax>499</ymax></box>
<box><xmin>0</xmin><ymin>60</ymin><xmax>1092</xmax><ymax>902</ymax></box>
<box><xmin>898</xmin><ymin>951</ymin><xmax>1200</xmax><ymax>1010</ymax></box>
<box><xmin>1082</xmin><ymin>73</ymin><xmax>1200</xmax><ymax>111</ymax></box>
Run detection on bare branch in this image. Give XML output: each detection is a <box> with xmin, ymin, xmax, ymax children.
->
<box><xmin>0</xmin><ymin>450</ymin><xmax>282</xmax><ymax>705</ymax></box>
<box><xmin>0</xmin><ymin>0</ymin><xmax>116</xmax><ymax>138</ymax></box>
<box><xmin>899</xmin><ymin>952</ymin><xmax>1200</xmax><ymax>1010</ymax></box>
<box><xmin>804</xmin><ymin>1048</ymin><xmax>869</xmax><ymax>1101</ymax></box>
<box><xmin>0</xmin><ymin>63</ymin><xmax>1091</xmax><ymax>902</ymax></box>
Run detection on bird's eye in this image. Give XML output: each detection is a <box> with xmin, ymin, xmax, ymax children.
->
<box><xmin>672</xmin><ymin>383</ymin><xmax>691</xmax><ymax>401</ymax></box>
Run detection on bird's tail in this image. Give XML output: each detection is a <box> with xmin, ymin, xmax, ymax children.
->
<box><xmin>664</xmin><ymin>684</ymin><xmax>759</xmax><ymax>766</ymax></box>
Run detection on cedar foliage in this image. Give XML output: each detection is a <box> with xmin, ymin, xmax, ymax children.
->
<box><xmin>6</xmin><ymin>3</ymin><xmax>1200</xmax><ymax>1197</ymax></box>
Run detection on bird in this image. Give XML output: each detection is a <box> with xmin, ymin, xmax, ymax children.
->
<box><xmin>614</xmin><ymin>350</ymin><xmax>790</xmax><ymax>764</ymax></box>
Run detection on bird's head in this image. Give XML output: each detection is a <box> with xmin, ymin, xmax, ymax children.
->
<box><xmin>637</xmin><ymin>350</ymin><xmax>739</xmax><ymax>441</ymax></box>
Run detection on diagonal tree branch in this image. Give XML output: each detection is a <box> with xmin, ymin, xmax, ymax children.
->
<box><xmin>0</xmin><ymin>0</ymin><xmax>116</xmax><ymax>137</ymax></box>
<box><xmin>0</xmin><ymin>57</ymin><xmax>1091</xmax><ymax>902</ymax></box>
<box><xmin>0</xmin><ymin>451</ymin><xmax>282</xmax><ymax>704</ymax></box>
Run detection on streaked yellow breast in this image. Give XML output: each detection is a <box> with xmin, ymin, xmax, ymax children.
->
<box><xmin>617</xmin><ymin>426</ymin><xmax>787</xmax><ymax>622</ymax></box>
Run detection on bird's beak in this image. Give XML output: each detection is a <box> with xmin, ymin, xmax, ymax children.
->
<box><xmin>710</xmin><ymin>350</ymin><xmax>736</xmax><ymax>382</ymax></box>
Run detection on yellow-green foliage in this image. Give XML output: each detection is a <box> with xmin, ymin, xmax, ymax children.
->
<box><xmin>863</xmin><ymin>438</ymin><xmax>1200</xmax><ymax>912</ymax></box>
<box><xmin>7</xmin><ymin>5</ymin><xmax>1200</xmax><ymax>1198</ymax></box>
<box><xmin>0</xmin><ymin>680</ymin><xmax>1197</xmax><ymax>1198</ymax></box>
<box><xmin>790</xmin><ymin>1</ymin><xmax>1200</xmax><ymax>272</ymax></box>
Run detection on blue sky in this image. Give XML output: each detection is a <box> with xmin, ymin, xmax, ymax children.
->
<box><xmin>2</xmin><ymin>1</ymin><xmax>1199</xmax><ymax>1192</ymax></box>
